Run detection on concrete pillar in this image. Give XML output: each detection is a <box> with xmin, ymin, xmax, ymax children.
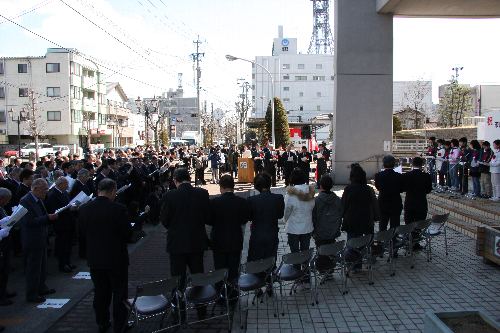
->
<box><xmin>333</xmin><ymin>0</ymin><xmax>393</xmax><ymax>184</ymax></box>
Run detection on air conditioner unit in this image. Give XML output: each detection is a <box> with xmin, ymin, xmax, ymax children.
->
<box><xmin>0</xmin><ymin>129</ymin><xmax>6</xmax><ymax>135</ymax></box>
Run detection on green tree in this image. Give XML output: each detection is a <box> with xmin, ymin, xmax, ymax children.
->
<box><xmin>393</xmin><ymin>115</ymin><xmax>402</xmax><ymax>133</ymax></box>
<box><xmin>264</xmin><ymin>97</ymin><xmax>290</xmax><ymax>148</ymax></box>
<box><xmin>438</xmin><ymin>79</ymin><xmax>472</xmax><ymax>127</ymax></box>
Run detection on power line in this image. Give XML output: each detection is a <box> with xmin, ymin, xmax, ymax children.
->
<box><xmin>0</xmin><ymin>0</ymin><xmax>54</xmax><ymax>25</ymax></box>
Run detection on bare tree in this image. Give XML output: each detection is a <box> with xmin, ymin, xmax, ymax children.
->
<box><xmin>23</xmin><ymin>90</ymin><xmax>45</xmax><ymax>160</ymax></box>
<box><xmin>400</xmin><ymin>80</ymin><xmax>431</xmax><ymax>129</ymax></box>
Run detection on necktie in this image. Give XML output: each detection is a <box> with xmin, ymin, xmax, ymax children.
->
<box><xmin>38</xmin><ymin>200</ymin><xmax>47</xmax><ymax>214</ymax></box>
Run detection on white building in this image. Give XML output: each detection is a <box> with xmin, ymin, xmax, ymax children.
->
<box><xmin>105</xmin><ymin>82</ymin><xmax>134</xmax><ymax>147</ymax></box>
<box><xmin>393</xmin><ymin>81</ymin><xmax>433</xmax><ymax>116</ymax></box>
<box><xmin>471</xmin><ymin>84</ymin><xmax>500</xmax><ymax>116</ymax></box>
<box><xmin>0</xmin><ymin>48</ymin><xmax>111</xmax><ymax>148</ymax></box>
<box><xmin>251</xmin><ymin>26</ymin><xmax>334</xmax><ymax>141</ymax></box>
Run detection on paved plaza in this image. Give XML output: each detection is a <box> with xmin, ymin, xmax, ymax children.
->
<box><xmin>0</xmin><ymin>186</ymin><xmax>499</xmax><ymax>333</ymax></box>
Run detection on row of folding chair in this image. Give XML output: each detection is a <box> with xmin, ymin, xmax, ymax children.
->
<box><xmin>125</xmin><ymin>213</ymin><xmax>449</xmax><ymax>332</ymax></box>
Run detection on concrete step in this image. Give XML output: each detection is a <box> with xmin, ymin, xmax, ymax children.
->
<box><xmin>427</xmin><ymin>192</ymin><xmax>500</xmax><ymax>224</ymax></box>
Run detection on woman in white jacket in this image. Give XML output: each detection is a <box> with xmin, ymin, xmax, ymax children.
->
<box><xmin>490</xmin><ymin>139</ymin><xmax>500</xmax><ymax>201</ymax></box>
<box><xmin>284</xmin><ymin>168</ymin><xmax>316</xmax><ymax>253</ymax></box>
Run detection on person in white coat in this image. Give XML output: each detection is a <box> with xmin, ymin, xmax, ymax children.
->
<box><xmin>490</xmin><ymin>139</ymin><xmax>500</xmax><ymax>202</ymax></box>
<box><xmin>284</xmin><ymin>168</ymin><xmax>315</xmax><ymax>253</ymax></box>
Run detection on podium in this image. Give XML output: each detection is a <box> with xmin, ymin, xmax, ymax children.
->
<box><xmin>237</xmin><ymin>158</ymin><xmax>255</xmax><ymax>183</ymax></box>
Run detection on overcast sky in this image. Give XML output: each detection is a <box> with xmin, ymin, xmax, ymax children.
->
<box><xmin>1</xmin><ymin>0</ymin><xmax>500</xmax><ymax>109</ymax></box>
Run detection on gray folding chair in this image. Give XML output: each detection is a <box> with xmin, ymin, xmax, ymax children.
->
<box><xmin>394</xmin><ymin>223</ymin><xmax>417</xmax><ymax>269</ymax></box>
<box><xmin>424</xmin><ymin>213</ymin><xmax>450</xmax><ymax>261</ymax></box>
<box><xmin>344</xmin><ymin>234</ymin><xmax>373</xmax><ymax>294</ymax></box>
<box><xmin>126</xmin><ymin>276</ymin><xmax>180</xmax><ymax>333</ymax></box>
<box><xmin>412</xmin><ymin>219</ymin><xmax>433</xmax><ymax>262</ymax></box>
<box><xmin>237</xmin><ymin>257</ymin><xmax>276</xmax><ymax>329</ymax></box>
<box><xmin>370</xmin><ymin>228</ymin><xmax>396</xmax><ymax>283</ymax></box>
<box><xmin>184</xmin><ymin>269</ymin><xmax>231</xmax><ymax>332</ymax></box>
<box><xmin>275</xmin><ymin>248</ymin><xmax>315</xmax><ymax>316</ymax></box>
<box><xmin>310</xmin><ymin>240</ymin><xmax>346</xmax><ymax>303</ymax></box>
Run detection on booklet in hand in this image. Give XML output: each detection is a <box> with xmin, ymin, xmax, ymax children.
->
<box><xmin>116</xmin><ymin>183</ymin><xmax>131</xmax><ymax>195</ymax></box>
<box><xmin>5</xmin><ymin>205</ymin><xmax>28</xmax><ymax>227</ymax></box>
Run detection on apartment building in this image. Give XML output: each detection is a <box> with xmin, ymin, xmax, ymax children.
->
<box><xmin>0</xmin><ymin>48</ymin><xmax>133</xmax><ymax>149</ymax></box>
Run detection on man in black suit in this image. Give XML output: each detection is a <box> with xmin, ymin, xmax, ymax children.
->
<box><xmin>14</xmin><ymin>169</ymin><xmax>34</xmax><ymax>208</ymax></box>
<box><xmin>0</xmin><ymin>188</ymin><xmax>15</xmax><ymax>307</ymax></box>
<box><xmin>160</xmin><ymin>168</ymin><xmax>209</xmax><ymax>288</ymax></box>
<box><xmin>93</xmin><ymin>164</ymin><xmax>111</xmax><ymax>194</ymax></box>
<box><xmin>208</xmin><ymin>175</ymin><xmax>250</xmax><ymax>286</ymax></box>
<box><xmin>374</xmin><ymin>155</ymin><xmax>403</xmax><ymax>232</ymax></box>
<box><xmin>45</xmin><ymin>177</ymin><xmax>75</xmax><ymax>273</ymax></box>
<box><xmin>70</xmin><ymin>169</ymin><xmax>92</xmax><ymax>199</ymax></box>
<box><xmin>281</xmin><ymin>145</ymin><xmax>297</xmax><ymax>186</ymax></box>
<box><xmin>297</xmin><ymin>146</ymin><xmax>312</xmax><ymax>184</ymax></box>
<box><xmin>19</xmin><ymin>178</ymin><xmax>58</xmax><ymax>303</ymax></box>
<box><xmin>402</xmin><ymin>157</ymin><xmax>433</xmax><ymax>224</ymax></box>
<box><xmin>78</xmin><ymin>179</ymin><xmax>131</xmax><ymax>333</ymax></box>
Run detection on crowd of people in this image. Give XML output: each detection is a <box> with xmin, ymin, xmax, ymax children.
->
<box><xmin>424</xmin><ymin>137</ymin><xmax>500</xmax><ymax>201</ymax></box>
<box><xmin>0</xmin><ymin>136</ymin><xmax>498</xmax><ymax>333</ymax></box>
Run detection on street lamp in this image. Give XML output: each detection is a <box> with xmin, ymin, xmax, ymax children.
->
<box><xmin>8</xmin><ymin>107</ymin><xmax>29</xmax><ymax>157</ymax></box>
<box><xmin>135</xmin><ymin>96</ymin><xmax>159</xmax><ymax>146</ymax></box>
<box><xmin>226</xmin><ymin>54</ymin><xmax>276</xmax><ymax>146</ymax></box>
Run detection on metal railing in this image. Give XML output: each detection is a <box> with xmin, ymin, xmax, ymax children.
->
<box><xmin>392</xmin><ymin>139</ymin><xmax>427</xmax><ymax>152</ymax></box>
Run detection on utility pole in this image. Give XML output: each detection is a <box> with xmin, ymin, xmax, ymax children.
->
<box><xmin>191</xmin><ymin>36</ymin><xmax>205</xmax><ymax>140</ymax></box>
<box><xmin>28</xmin><ymin>90</ymin><xmax>40</xmax><ymax>161</ymax></box>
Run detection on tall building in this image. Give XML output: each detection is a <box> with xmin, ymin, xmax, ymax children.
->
<box><xmin>251</xmin><ymin>26</ymin><xmax>334</xmax><ymax>140</ymax></box>
<box><xmin>0</xmin><ymin>48</ymin><xmax>134</xmax><ymax>148</ymax></box>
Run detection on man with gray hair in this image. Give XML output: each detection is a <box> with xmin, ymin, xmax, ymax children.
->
<box><xmin>19</xmin><ymin>178</ymin><xmax>58</xmax><ymax>303</ymax></box>
<box><xmin>70</xmin><ymin>168</ymin><xmax>92</xmax><ymax>199</ymax></box>
<box><xmin>46</xmin><ymin>177</ymin><xmax>75</xmax><ymax>273</ymax></box>
<box><xmin>0</xmin><ymin>187</ymin><xmax>14</xmax><ymax>307</ymax></box>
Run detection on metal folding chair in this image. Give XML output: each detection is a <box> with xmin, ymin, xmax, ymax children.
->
<box><xmin>126</xmin><ymin>276</ymin><xmax>180</xmax><ymax>333</ymax></box>
<box><xmin>184</xmin><ymin>269</ymin><xmax>232</xmax><ymax>332</ymax></box>
<box><xmin>237</xmin><ymin>257</ymin><xmax>276</xmax><ymax>329</ymax></box>
<box><xmin>310</xmin><ymin>240</ymin><xmax>346</xmax><ymax>303</ymax></box>
<box><xmin>275</xmin><ymin>248</ymin><xmax>315</xmax><ymax>316</ymax></box>
<box><xmin>424</xmin><ymin>213</ymin><xmax>450</xmax><ymax>261</ymax></box>
<box><xmin>394</xmin><ymin>223</ymin><xmax>417</xmax><ymax>269</ymax></box>
<box><xmin>370</xmin><ymin>228</ymin><xmax>396</xmax><ymax>283</ymax></box>
<box><xmin>344</xmin><ymin>234</ymin><xmax>373</xmax><ymax>294</ymax></box>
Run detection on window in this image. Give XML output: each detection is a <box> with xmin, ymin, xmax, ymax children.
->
<box><xmin>297</xmin><ymin>64</ymin><xmax>305</xmax><ymax>69</ymax></box>
<box><xmin>84</xmin><ymin>90</ymin><xmax>95</xmax><ymax>99</ymax></box>
<box><xmin>0</xmin><ymin>62</ymin><xmax>4</xmax><ymax>74</ymax></box>
<box><xmin>70</xmin><ymin>61</ymin><xmax>81</xmax><ymax>76</ymax></box>
<box><xmin>299</xmin><ymin>105</ymin><xmax>304</xmax><ymax>111</ymax></box>
<box><xmin>316</xmin><ymin>64</ymin><xmax>323</xmax><ymax>69</ymax></box>
<box><xmin>283</xmin><ymin>75</ymin><xmax>290</xmax><ymax>80</ymax></box>
<box><xmin>47</xmin><ymin>111</ymin><xmax>61</xmax><ymax>121</ymax></box>
<box><xmin>299</xmin><ymin>92</ymin><xmax>304</xmax><ymax>97</ymax></box>
<box><xmin>47</xmin><ymin>87</ymin><xmax>61</xmax><ymax>97</ymax></box>
<box><xmin>18</xmin><ymin>64</ymin><xmax>28</xmax><ymax>73</ymax></box>
<box><xmin>282</xmin><ymin>64</ymin><xmax>290</xmax><ymax>70</ymax></box>
<box><xmin>317</xmin><ymin>92</ymin><xmax>322</xmax><ymax>97</ymax></box>
<box><xmin>98</xmin><ymin>93</ymin><xmax>105</xmax><ymax>104</ymax></box>
<box><xmin>283</xmin><ymin>87</ymin><xmax>290</xmax><ymax>91</ymax></box>
<box><xmin>71</xmin><ymin>109</ymin><xmax>82</xmax><ymax>123</ymax></box>
<box><xmin>0</xmin><ymin>87</ymin><xmax>4</xmax><ymax>99</ymax></box>
<box><xmin>0</xmin><ymin>110</ymin><xmax>5</xmax><ymax>122</ymax></box>
<box><xmin>19</xmin><ymin>88</ymin><xmax>29</xmax><ymax>97</ymax></box>
<box><xmin>46</xmin><ymin>63</ymin><xmax>60</xmax><ymax>73</ymax></box>
<box><xmin>283</xmin><ymin>98</ymin><xmax>290</xmax><ymax>102</ymax></box>
<box><xmin>252</xmin><ymin>73</ymin><xmax>255</xmax><ymax>79</ymax></box>
<box><xmin>71</xmin><ymin>86</ymin><xmax>81</xmax><ymax>99</ymax></box>
<box><xmin>98</xmin><ymin>113</ymin><xmax>106</xmax><ymax>125</ymax></box>
<box><xmin>312</xmin><ymin>76</ymin><xmax>325</xmax><ymax>81</ymax></box>
<box><xmin>331</xmin><ymin>76</ymin><xmax>335</xmax><ymax>80</ymax></box>
<box><xmin>295</xmin><ymin>76</ymin><xmax>307</xmax><ymax>81</ymax></box>
<box><xmin>316</xmin><ymin>105</ymin><xmax>321</xmax><ymax>111</ymax></box>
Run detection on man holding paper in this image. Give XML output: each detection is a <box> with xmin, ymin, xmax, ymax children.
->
<box><xmin>0</xmin><ymin>188</ymin><xmax>15</xmax><ymax>307</ymax></box>
<box><xmin>19</xmin><ymin>178</ymin><xmax>58</xmax><ymax>303</ymax></box>
<box><xmin>45</xmin><ymin>177</ymin><xmax>75</xmax><ymax>273</ymax></box>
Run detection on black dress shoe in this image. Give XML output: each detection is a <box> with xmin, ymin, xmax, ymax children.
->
<box><xmin>6</xmin><ymin>291</ymin><xmax>17</xmax><ymax>298</ymax></box>
<box><xmin>39</xmin><ymin>288</ymin><xmax>56</xmax><ymax>296</ymax></box>
<box><xmin>98</xmin><ymin>321</ymin><xmax>111</xmax><ymax>333</ymax></box>
<box><xmin>0</xmin><ymin>298</ymin><xmax>13</xmax><ymax>306</ymax></box>
<box><xmin>27</xmin><ymin>296</ymin><xmax>46</xmax><ymax>303</ymax></box>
